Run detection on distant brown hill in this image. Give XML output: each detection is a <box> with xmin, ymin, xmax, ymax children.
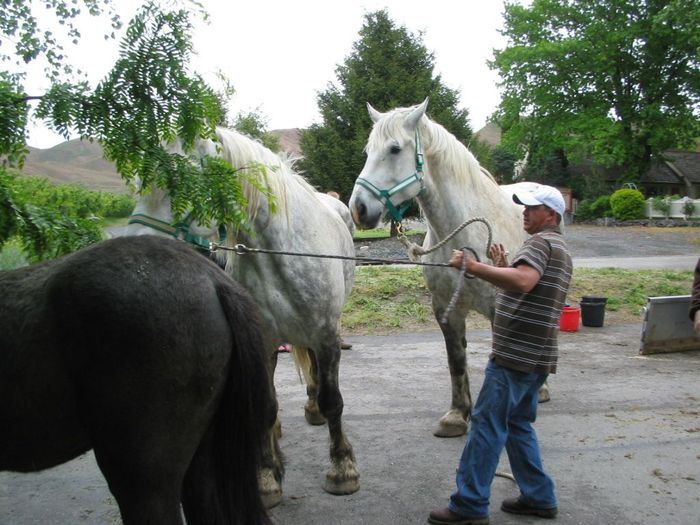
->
<box><xmin>21</xmin><ymin>129</ymin><xmax>304</xmax><ymax>194</ymax></box>
<box><xmin>270</xmin><ymin>128</ymin><xmax>302</xmax><ymax>157</ymax></box>
<box><xmin>22</xmin><ymin>140</ymin><xmax>129</xmax><ymax>194</ymax></box>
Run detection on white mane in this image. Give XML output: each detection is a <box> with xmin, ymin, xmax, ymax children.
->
<box><xmin>215</xmin><ymin>127</ymin><xmax>318</xmax><ymax>222</ymax></box>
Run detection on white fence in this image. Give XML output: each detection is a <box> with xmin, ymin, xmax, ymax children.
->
<box><xmin>645</xmin><ymin>197</ymin><xmax>700</xmax><ymax>219</ymax></box>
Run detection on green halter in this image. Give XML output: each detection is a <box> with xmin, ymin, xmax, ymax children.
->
<box><xmin>127</xmin><ymin>213</ymin><xmax>227</xmax><ymax>251</ymax></box>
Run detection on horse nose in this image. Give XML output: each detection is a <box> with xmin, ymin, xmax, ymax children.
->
<box><xmin>350</xmin><ymin>199</ymin><xmax>367</xmax><ymax>227</ymax></box>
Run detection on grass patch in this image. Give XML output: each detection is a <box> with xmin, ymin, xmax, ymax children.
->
<box><xmin>569</xmin><ymin>268</ymin><xmax>693</xmax><ymax>316</ymax></box>
<box><xmin>353</xmin><ymin>228</ymin><xmax>424</xmax><ymax>240</ymax></box>
<box><xmin>342</xmin><ymin>266</ymin><xmax>432</xmax><ymax>334</ymax></box>
<box><xmin>341</xmin><ymin>266</ymin><xmax>694</xmax><ymax>335</ymax></box>
<box><xmin>101</xmin><ymin>216</ymin><xmax>130</xmax><ymax>228</ymax></box>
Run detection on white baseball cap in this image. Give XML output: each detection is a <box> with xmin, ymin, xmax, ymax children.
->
<box><xmin>512</xmin><ymin>185</ymin><xmax>566</xmax><ymax>218</ymax></box>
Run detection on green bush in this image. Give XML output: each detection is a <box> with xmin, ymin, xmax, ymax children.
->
<box><xmin>1</xmin><ymin>170</ymin><xmax>106</xmax><ymax>262</ymax></box>
<box><xmin>610</xmin><ymin>189</ymin><xmax>645</xmax><ymax>220</ymax></box>
<box><xmin>575</xmin><ymin>200</ymin><xmax>594</xmax><ymax>220</ymax></box>
<box><xmin>576</xmin><ymin>194</ymin><xmax>611</xmax><ymax>220</ymax></box>
<box><xmin>683</xmin><ymin>199</ymin><xmax>696</xmax><ymax>218</ymax></box>
<box><xmin>590</xmin><ymin>195</ymin><xmax>612</xmax><ymax>217</ymax></box>
<box><xmin>651</xmin><ymin>196</ymin><xmax>670</xmax><ymax>217</ymax></box>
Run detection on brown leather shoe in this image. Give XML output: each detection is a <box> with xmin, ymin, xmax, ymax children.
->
<box><xmin>428</xmin><ymin>507</ymin><xmax>489</xmax><ymax>525</ymax></box>
<box><xmin>501</xmin><ymin>497</ymin><xmax>557</xmax><ymax>519</ymax></box>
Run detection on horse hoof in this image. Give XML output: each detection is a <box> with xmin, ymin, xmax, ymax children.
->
<box><xmin>259</xmin><ymin>468</ymin><xmax>282</xmax><ymax>509</ymax></box>
<box><xmin>304</xmin><ymin>406</ymin><xmax>326</xmax><ymax>426</ymax></box>
<box><xmin>323</xmin><ymin>475</ymin><xmax>360</xmax><ymax>495</ymax></box>
<box><xmin>433</xmin><ymin>412</ymin><xmax>468</xmax><ymax>437</ymax></box>
<box><xmin>261</xmin><ymin>491</ymin><xmax>282</xmax><ymax>509</ymax></box>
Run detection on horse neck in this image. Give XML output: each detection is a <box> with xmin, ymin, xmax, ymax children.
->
<box><xmin>417</xmin><ymin>156</ymin><xmax>493</xmax><ymax>237</ymax></box>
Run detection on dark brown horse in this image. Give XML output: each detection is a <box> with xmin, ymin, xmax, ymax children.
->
<box><xmin>0</xmin><ymin>235</ymin><xmax>275</xmax><ymax>525</ymax></box>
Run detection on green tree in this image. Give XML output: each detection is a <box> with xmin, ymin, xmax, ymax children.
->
<box><xmin>491</xmin><ymin>146</ymin><xmax>518</xmax><ymax>183</ymax></box>
<box><xmin>300</xmin><ymin>9</ymin><xmax>474</xmax><ymax>201</ymax></box>
<box><xmin>232</xmin><ymin>109</ymin><xmax>280</xmax><ymax>152</ymax></box>
<box><xmin>491</xmin><ymin>0</ymin><xmax>700</xmax><ymax>186</ymax></box>
<box><xmin>1</xmin><ymin>1</ymin><xmax>263</xmax><ymax>260</ymax></box>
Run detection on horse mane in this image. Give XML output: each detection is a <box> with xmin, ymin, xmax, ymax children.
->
<box><xmin>366</xmin><ymin>106</ymin><xmax>500</xmax><ymax>198</ymax></box>
<box><xmin>214</xmin><ymin>127</ymin><xmax>298</xmax><ymax>221</ymax></box>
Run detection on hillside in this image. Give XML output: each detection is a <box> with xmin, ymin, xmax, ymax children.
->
<box><xmin>21</xmin><ymin>129</ymin><xmax>305</xmax><ymax>194</ymax></box>
<box><xmin>22</xmin><ymin>140</ymin><xmax>129</xmax><ymax>194</ymax></box>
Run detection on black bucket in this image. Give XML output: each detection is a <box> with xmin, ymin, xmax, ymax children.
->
<box><xmin>580</xmin><ymin>296</ymin><xmax>607</xmax><ymax>327</ymax></box>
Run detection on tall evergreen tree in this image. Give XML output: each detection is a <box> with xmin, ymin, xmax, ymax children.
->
<box><xmin>300</xmin><ymin>10</ymin><xmax>473</xmax><ymax>201</ymax></box>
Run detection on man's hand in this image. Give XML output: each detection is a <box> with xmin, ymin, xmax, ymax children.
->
<box><xmin>448</xmin><ymin>248</ymin><xmax>540</xmax><ymax>293</ymax></box>
<box><xmin>449</xmin><ymin>249</ymin><xmax>474</xmax><ymax>273</ymax></box>
<box><xmin>488</xmin><ymin>243</ymin><xmax>509</xmax><ymax>267</ymax></box>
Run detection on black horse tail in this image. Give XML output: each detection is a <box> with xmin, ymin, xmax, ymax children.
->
<box><xmin>213</xmin><ymin>280</ymin><xmax>275</xmax><ymax>525</ymax></box>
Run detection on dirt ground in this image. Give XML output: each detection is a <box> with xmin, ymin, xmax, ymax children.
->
<box><xmin>2</xmin><ymin>225</ymin><xmax>699</xmax><ymax>524</ymax></box>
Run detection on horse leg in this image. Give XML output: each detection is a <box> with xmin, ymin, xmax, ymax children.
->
<box><xmin>258</xmin><ymin>349</ymin><xmax>285</xmax><ymax>509</ymax></box>
<box><xmin>314</xmin><ymin>343</ymin><xmax>360</xmax><ymax>495</ymax></box>
<box><xmin>293</xmin><ymin>346</ymin><xmax>326</xmax><ymax>425</ymax></box>
<box><xmin>538</xmin><ymin>380</ymin><xmax>551</xmax><ymax>403</ymax></box>
<box><xmin>181</xmin><ymin>424</ymin><xmax>221</xmax><ymax>524</ymax></box>
<box><xmin>433</xmin><ymin>306</ymin><xmax>471</xmax><ymax>438</ymax></box>
<box><xmin>91</xmin><ymin>441</ymin><xmax>186</xmax><ymax>524</ymax></box>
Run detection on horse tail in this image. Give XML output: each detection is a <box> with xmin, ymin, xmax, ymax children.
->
<box><xmin>213</xmin><ymin>280</ymin><xmax>274</xmax><ymax>525</ymax></box>
<box><xmin>290</xmin><ymin>345</ymin><xmax>314</xmax><ymax>385</ymax></box>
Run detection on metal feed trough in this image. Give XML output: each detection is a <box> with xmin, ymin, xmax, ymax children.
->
<box><xmin>639</xmin><ymin>295</ymin><xmax>700</xmax><ymax>355</ymax></box>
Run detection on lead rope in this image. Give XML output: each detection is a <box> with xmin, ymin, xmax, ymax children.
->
<box><xmin>396</xmin><ymin>217</ymin><xmax>493</xmax><ymax>325</ymax></box>
<box><xmin>397</xmin><ymin>216</ymin><xmax>493</xmax><ymax>261</ymax></box>
<box><xmin>211</xmin><ymin>217</ymin><xmax>494</xmax><ymax>326</ymax></box>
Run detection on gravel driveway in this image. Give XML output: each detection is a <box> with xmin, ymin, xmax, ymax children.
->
<box><xmin>355</xmin><ymin>223</ymin><xmax>700</xmax><ymax>260</ymax></box>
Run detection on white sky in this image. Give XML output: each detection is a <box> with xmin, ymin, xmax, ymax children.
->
<box><xmin>25</xmin><ymin>0</ymin><xmax>509</xmax><ymax>148</ymax></box>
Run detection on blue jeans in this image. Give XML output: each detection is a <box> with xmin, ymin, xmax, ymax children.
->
<box><xmin>448</xmin><ymin>360</ymin><xmax>556</xmax><ymax>518</ymax></box>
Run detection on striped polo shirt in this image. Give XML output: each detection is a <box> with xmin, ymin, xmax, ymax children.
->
<box><xmin>491</xmin><ymin>225</ymin><xmax>572</xmax><ymax>374</ymax></box>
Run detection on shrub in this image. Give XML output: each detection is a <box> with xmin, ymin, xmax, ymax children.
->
<box><xmin>575</xmin><ymin>195</ymin><xmax>611</xmax><ymax>221</ymax></box>
<box><xmin>610</xmin><ymin>189</ymin><xmax>645</xmax><ymax>220</ymax></box>
<box><xmin>683</xmin><ymin>199</ymin><xmax>696</xmax><ymax>218</ymax></box>
<box><xmin>590</xmin><ymin>195</ymin><xmax>612</xmax><ymax>217</ymax></box>
<box><xmin>575</xmin><ymin>200</ymin><xmax>594</xmax><ymax>220</ymax></box>
<box><xmin>652</xmin><ymin>196</ymin><xmax>671</xmax><ymax>217</ymax></box>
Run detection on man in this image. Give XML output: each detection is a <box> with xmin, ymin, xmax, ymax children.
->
<box><xmin>428</xmin><ymin>185</ymin><xmax>572</xmax><ymax>525</ymax></box>
<box><xmin>691</xmin><ymin>256</ymin><xmax>700</xmax><ymax>336</ymax></box>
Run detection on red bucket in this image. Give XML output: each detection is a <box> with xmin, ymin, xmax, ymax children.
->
<box><xmin>559</xmin><ymin>306</ymin><xmax>580</xmax><ymax>332</ymax></box>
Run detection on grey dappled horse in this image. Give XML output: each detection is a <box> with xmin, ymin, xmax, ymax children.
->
<box><xmin>126</xmin><ymin>127</ymin><xmax>358</xmax><ymax>505</ymax></box>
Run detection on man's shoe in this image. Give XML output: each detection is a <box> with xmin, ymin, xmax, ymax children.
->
<box><xmin>428</xmin><ymin>507</ymin><xmax>489</xmax><ymax>525</ymax></box>
<box><xmin>501</xmin><ymin>497</ymin><xmax>557</xmax><ymax>519</ymax></box>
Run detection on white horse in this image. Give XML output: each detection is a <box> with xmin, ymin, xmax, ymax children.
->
<box><xmin>349</xmin><ymin>99</ymin><xmax>545</xmax><ymax>438</ymax></box>
<box><xmin>126</xmin><ymin>127</ymin><xmax>358</xmax><ymax>505</ymax></box>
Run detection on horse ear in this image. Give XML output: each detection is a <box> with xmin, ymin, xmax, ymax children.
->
<box><xmin>367</xmin><ymin>102</ymin><xmax>383</xmax><ymax>123</ymax></box>
<box><xmin>405</xmin><ymin>98</ymin><xmax>429</xmax><ymax>130</ymax></box>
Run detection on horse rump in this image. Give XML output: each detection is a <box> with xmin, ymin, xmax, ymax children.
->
<box><xmin>0</xmin><ymin>235</ymin><xmax>274</xmax><ymax>525</ymax></box>
<box><xmin>181</xmin><ymin>277</ymin><xmax>276</xmax><ymax>525</ymax></box>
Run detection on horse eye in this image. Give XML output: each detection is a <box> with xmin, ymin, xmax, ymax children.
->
<box><xmin>389</xmin><ymin>145</ymin><xmax>401</xmax><ymax>154</ymax></box>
